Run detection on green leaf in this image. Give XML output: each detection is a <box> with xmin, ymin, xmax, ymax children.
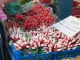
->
<box><xmin>38</xmin><ymin>47</ymin><xmax>46</xmax><ymax>54</ymax></box>
<box><xmin>30</xmin><ymin>47</ymin><xmax>46</xmax><ymax>54</ymax></box>
<box><xmin>25</xmin><ymin>32</ymin><xmax>31</xmax><ymax>40</ymax></box>
<box><xmin>21</xmin><ymin>1</ymin><xmax>35</xmax><ymax>13</ymax></box>
<box><xmin>77</xmin><ymin>45</ymin><xmax>80</xmax><ymax>48</ymax></box>
<box><xmin>9</xmin><ymin>40</ymin><xmax>13</xmax><ymax>46</ymax></box>
<box><xmin>31</xmin><ymin>48</ymin><xmax>38</xmax><ymax>54</ymax></box>
<box><xmin>19</xmin><ymin>0</ymin><xmax>30</xmax><ymax>4</ymax></box>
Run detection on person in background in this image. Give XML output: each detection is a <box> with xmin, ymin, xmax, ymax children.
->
<box><xmin>0</xmin><ymin>0</ymin><xmax>15</xmax><ymax>21</ymax></box>
<box><xmin>0</xmin><ymin>0</ymin><xmax>15</xmax><ymax>60</ymax></box>
<box><xmin>54</xmin><ymin>0</ymin><xmax>73</xmax><ymax>21</ymax></box>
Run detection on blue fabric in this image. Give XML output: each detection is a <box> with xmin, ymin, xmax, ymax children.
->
<box><xmin>54</xmin><ymin>0</ymin><xmax>73</xmax><ymax>21</ymax></box>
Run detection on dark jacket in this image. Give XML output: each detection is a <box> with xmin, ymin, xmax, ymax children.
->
<box><xmin>54</xmin><ymin>0</ymin><xmax>73</xmax><ymax>21</ymax></box>
<box><xmin>0</xmin><ymin>22</ymin><xmax>6</xmax><ymax>60</ymax></box>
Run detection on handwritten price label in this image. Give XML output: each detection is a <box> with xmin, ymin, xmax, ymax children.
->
<box><xmin>53</xmin><ymin>16</ymin><xmax>80</xmax><ymax>37</ymax></box>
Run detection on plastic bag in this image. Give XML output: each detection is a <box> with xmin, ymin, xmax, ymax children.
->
<box><xmin>4</xmin><ymin>0</ymin><xmax>22</xmax><ymax>16</ymax></box>
<box><xmin>21</xmin><ymin>1</ymin><xmax>35</xmax><ymax>13</ymax></box>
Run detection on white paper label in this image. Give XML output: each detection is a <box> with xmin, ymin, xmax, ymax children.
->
<box><xmin>53</xmin><ymin>16</ymin><xmax>80</xmax><ymax>37</ymax></box>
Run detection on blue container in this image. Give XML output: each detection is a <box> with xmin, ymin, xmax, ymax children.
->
<box><xmin>8</xmin><ymin>44</ymin><xmax>80</xmax><ymax>60</ymax></box>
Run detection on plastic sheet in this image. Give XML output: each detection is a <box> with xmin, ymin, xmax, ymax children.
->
<box><xmin>4</xmin><ymin>0</ymin><xmax>22</xmax><ymax>16</ymax></box>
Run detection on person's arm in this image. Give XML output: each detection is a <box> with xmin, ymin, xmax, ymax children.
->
<box><xmin>0</xmin><ymin>0</ymin><xmax>15</xmax><ymax>4</ymax></box>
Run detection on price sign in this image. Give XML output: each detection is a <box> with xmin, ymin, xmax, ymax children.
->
<box><xmin>53</xmin><ymin>16</ymin><xmax>80</xmax><ymax>37</ymax></box>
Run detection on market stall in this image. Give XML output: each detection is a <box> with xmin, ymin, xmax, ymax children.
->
<box><xmin>1</xmin><ymin>0</ymin><xmax>80</xmax><ymax>60</ymax></box>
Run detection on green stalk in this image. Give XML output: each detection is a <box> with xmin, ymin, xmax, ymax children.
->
<box><xmin>38</xmin><ymin>47</ymin><xmax>42</xmax><ymax>54</ymax></box>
